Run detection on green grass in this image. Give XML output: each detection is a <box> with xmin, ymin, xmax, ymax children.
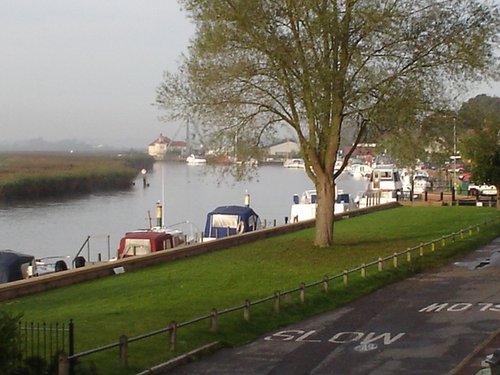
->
<box><xmin>1</xmin><ymin>206</ymin><xmax>499</xmax><ymax>374</ymax></box>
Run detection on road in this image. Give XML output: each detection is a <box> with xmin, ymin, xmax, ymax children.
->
<box><xmin>162</xmin><ymin>237</ymin><xmax>500</xmax><ymax>375</ymax></box>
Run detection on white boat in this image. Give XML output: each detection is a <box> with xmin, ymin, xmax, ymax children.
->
<box><xmin>186</xmin><ymin>154</ymin><xmax>207</xmax><ymax>165</ymax></box>
<box><xmin>290</xmin><ymin>188</ymin><xmax>356</xmax><ymax>222</ymax></box>
<box><xmin>348</xmin><ymin>163</ymin><xmax>372</xmax><ymax>178</ymax></box>
<box><xmin>358</xmin><ymin>165</ymin><xmax>403</xmax><ymax>208</ymax></box>
<box><xmin>283</xmin><ymin>158</ymin><xmax>305</xmax><ymax>169</ymax></box>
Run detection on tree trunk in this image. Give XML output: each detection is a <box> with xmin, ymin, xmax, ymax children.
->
<box><xmin>314</xmin><ymin>176</ymin><xmax>335</xmax><ymax>247</ymax></box>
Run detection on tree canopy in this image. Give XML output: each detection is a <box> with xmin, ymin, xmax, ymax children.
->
<box><xmin>459</xmin><ymin>95</ymin><xmax>500</xmax><ymax>209</ymax></box>
<box><xmin>157</xmin><ymin>0</ymin><xmax>500</xmax><ymax>247</ymax></box>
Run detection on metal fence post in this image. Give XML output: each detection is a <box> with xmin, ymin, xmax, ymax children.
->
<box><xmin>119</xmin><ymin>335</ymin><xmax>128</xmax><ymax>368</ymax></box>
<box><xmin>68</xmin><ymin>319</ymin><xmax>74</xmax><ymax>375</ymax></box>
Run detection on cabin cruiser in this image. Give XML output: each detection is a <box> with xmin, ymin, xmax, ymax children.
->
<box><xmin>358</xmin><ymin>165</ymin><xmax>403</xmax><ymax>208</ymax></box>
<box><xmin>186</xmin><ymin>154</ymin><xmax>207</xmax><ymax>165</ymax></box>
<box><xmin>290</xmin><ymin>188</ymin><xmax>356</xmax><ymax>222</ymax></box>
<box><xmin>283</xmin><ymin>158</ymin><xmax>305</xmax><ymax>169</ymax></box>
<box><xmin>203</xmin><ymin>205</ymin><xmax>262</xmax><ymax>241</ymax></box>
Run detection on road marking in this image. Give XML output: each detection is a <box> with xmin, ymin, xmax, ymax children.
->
<box><xmin>419</xmin><ymin>302</ymin><xmax>500</xmax><ymax>313</ymax></box>
<box><xmin>264</xmin><ymin>330</ymin><xmax>405</xmax><ymax>347</ymax></box>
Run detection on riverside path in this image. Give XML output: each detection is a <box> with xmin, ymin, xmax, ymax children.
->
<box><xmin>161</xmin><ymin>238</ymin><xmax>500</xmax><ymax>375</ymax></box>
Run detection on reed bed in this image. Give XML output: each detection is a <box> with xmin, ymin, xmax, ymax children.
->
<box><xmin>0</xmin><ymin>152</ymin><xmax>153</xmax><ymax>200</ymax></box>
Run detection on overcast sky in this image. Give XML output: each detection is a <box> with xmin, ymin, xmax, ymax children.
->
<box><xmin>0</xmin><ymin>1</ymin><xmax>498</xmax><ymax>149</ymax></box>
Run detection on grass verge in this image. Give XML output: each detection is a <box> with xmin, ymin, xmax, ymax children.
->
<box><xmin>1</xmin><ymin>206</ymin><xmax>499</xmax><ymax>374</ymax></box>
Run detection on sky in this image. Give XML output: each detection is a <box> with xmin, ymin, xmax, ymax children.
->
<box><xmin>0</xmin><ymin>1</ymin><xmax>195</xmax><ymax>149</ymax></box>
<box><xmin>0</xmin><ymin>1</ymin><xmax>499</xmax><ymax>150</ymax></box>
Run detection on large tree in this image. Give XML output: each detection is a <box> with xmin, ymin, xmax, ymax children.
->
<box><xmin>157</xmin><ymin>0</ymin><xmax>499</xmax><ymax>247</ymax></box>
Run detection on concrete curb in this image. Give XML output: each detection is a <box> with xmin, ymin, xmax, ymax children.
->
<box><xmin>447</xmin><ymin>328</ymin><xmax>500</xmax><ymax>375</ymax></box>
<box><xmin>135</xmin><ymin>342</ymin><xmax>221</xmax><ymax>375</ymax></box>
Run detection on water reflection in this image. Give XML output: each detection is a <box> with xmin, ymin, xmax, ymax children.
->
<box><xmin>0</xmin><ymin>162</ymin><xmax>368</xmax><ymax>258</ymax></box>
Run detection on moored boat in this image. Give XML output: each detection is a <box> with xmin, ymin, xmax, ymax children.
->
<box><xmin>358</xmin><ymin>164</ymin><xmax>403</xmax><ymax>208</ymax></box>
<box><xmin>290</xmin><ymin>188</ymin><xmax>356</xmax><ymax>222</ymax></box>
<box><xmin>283</xmin><ymin>158</ymin><xmax>305</xmax><ymax>169</ymax></box>
<box><xmin>203</xmin><ymin>205</ymin><xmax>262</xmax><ymax>241</ymax></box>
<box><xmin>186</xmin><ymin>154</ymin><xmax>207</xmax><ymax>165</ymax></box>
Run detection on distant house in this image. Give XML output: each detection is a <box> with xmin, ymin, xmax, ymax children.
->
<box><xmin>268</xmin><ymin>140</ymin><xmax>300</xmax><ymax>158</ymax></box>
<box><xmin>148</xmin><ymin>134</ymin><xmax>187</xmax><ymax>160</ymax></box>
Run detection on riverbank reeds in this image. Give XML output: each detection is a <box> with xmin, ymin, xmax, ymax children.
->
<box><xmin>0</xmin><ymin>152</ymin><xmax>154</xmax><ymax>200</ymax></box>
<box><xmin>1</xmin><ymin>206</ymin><xmax>499</xmax><ymax>374</ymax></box>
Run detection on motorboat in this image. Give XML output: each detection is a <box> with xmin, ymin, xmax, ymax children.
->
<box><xmin>358</xmin><ymin>165</ymin><xmax>403</xmax><ymax>208</ymax></box>
<box><xmin>186</xmin><ymin>154</ymin><xmax>207</xmax><ymax>165</ymax></box>
<box><xmin>117</xmin><ymin>227</ymin><xmax>186</xmax><ymax>259</ymax></box>
<box><xmin>0</xmin><ymin>250</ymin><xmax>37</xmax><ymax>284</ymax></box>
<box><xmin>283</xmin><ymin>158</ymin><xmax>305</xmax><ymax>169</ymax></box>
<box><xmin>203</xmin><ymin>205</ymin><xmax>262</xmax><ymax>241</ymax></box>
<box><xmin>290</xmin><ymin>188</ymin><xmax>356</xmax><ymax>222</ymax></box>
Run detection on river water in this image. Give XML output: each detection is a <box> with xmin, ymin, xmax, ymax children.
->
<box><xmin>0</xmin><ymin>162</ymin><xmax>368</xmax><ymax>259</ymax></box>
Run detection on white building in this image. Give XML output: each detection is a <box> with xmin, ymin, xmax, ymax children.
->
<box><xmin>268</xmin><ymin>140</ymin><xmax>300</xmax><ymax>157</ymax></box>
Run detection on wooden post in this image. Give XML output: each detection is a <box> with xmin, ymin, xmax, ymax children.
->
<box><xmin>393</xmin><ymin>254</ymin><xmax>398</xmax><ymax>268</ymax></box>
<box><xmin>441</xmin><ymin>236</ymin><xmax>446</xmax><ymax>247</ymax></box>
<box><xmin>58</xmin><ymin>352</ymin><xmax>69</xmax><ymax>375</ymax></box>
<box><xmin>361</xmin><ymin>264</ymin><xmax>366</xmax><ymax>278</ymax></box>
<box><xmin>431</xmin><ymin>241</ymin><xmax>436</xmax><ymax>252</ymax></box>
<box><xmin>169</xmin><ymin>321</ymin><xmax>177</xmax><ymax>352</ymax></box>
<box><xmin>210</xmin><ymin>308</ymin><xmax>218</xmax><ymax>333</ymax></box>
<box><xmin>300</xmin><ymin>283</ymin><xmax>305</xmax><ymax>303</ymax></box>
<box><xmin>323</xmin><ymin>276</ymin><xmax>329</xmax><ymax>293</ymax></box>
<box><xmin>343</xmin><ymin>270</ymin><xmax>348</xmax><ymax>286</ymax></box>
<box><xmin>274</xmin><ymin>291</ymin><xmax>280</xmax><ymax>314</ymax></box>
<box><xmin>378</xmin><ymin>257</ymin><xmax>383</xmax><ymax>272</ymax></box>
<box><xmin>406</xmin><ymin>250</ymin><xmax>411</xmax><ymax>263</ymax></box>
<box><xmin>419</xmin><ymin>243</ymin><xmax>424</xmax><ymax>257</ymax></box>
<box><xmin>119</xmin><ymin>335</ymin><xmax>128</xmax><ymax>368</ymax></box>
<box><xmin>244</xmin><ymin>299</ymin><xmax>251</xmax><ymax>321</ymax></box>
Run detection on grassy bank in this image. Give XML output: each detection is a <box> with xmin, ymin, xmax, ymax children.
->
<box><xmin>0</xmin><ymin>152</ymin><xmax>154</xmax><ymax>200</ymax></box>
<box><xmin>1</xmin><ymin>206</ymin><xmax>499</xmax><ymax>374</ymax></box>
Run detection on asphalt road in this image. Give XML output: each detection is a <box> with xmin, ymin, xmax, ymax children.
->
<box><xmin>163</xmin><ymin>238</ymin><xmax>500</xmax><ymax>375</ymax></box>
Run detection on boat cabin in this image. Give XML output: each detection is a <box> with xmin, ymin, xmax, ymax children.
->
<box><xmin>368</xmin><ymin>165</ymin><xmax>402</xmax><ymax>193</ymax></box>
<box><xmin>203</xmin><ymin>205</ymin><xmax>261</xmax><ymax>240</ymax></box>
<box><xmin>0</xmin><ymin>250</ymin><xmax>37</xmax><ymax>284</ymax></box>
<box><xmin>117</xmin><ymin>229</ymin><xmax>185</xmax><ymax>258</ymax></box>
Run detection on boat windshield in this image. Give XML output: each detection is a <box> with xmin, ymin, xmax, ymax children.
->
<box><xmin>211</xmin><ymin>214</ymin><xmax>239</xmax><ymax>228</ymax></box>
<box><xmin>123</xmin><ymin>239</ymin><xmax>151</xmax><ymax>256</ymax></box>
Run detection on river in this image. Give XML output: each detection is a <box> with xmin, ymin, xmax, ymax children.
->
<box><xmin>0</xmin><ymin>162</ymin><xmax>368</xmax><ymax>259</ymax></box>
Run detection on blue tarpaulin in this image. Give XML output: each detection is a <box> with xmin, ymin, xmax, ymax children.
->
<box><xmin>204</xmin><ymin>205</ymin><xmax>261</xmax><ymax>239</ymax></box>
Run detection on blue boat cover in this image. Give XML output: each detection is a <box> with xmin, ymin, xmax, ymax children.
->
<box><xmin>0</xmin><ymin>250</ymin><xmax>35</xmax><ymax>284</ymax></box>
<box><xmin>204</xmin><ymin>205</ymin><xmax>260</xmax><ymax>239</ymax></box>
